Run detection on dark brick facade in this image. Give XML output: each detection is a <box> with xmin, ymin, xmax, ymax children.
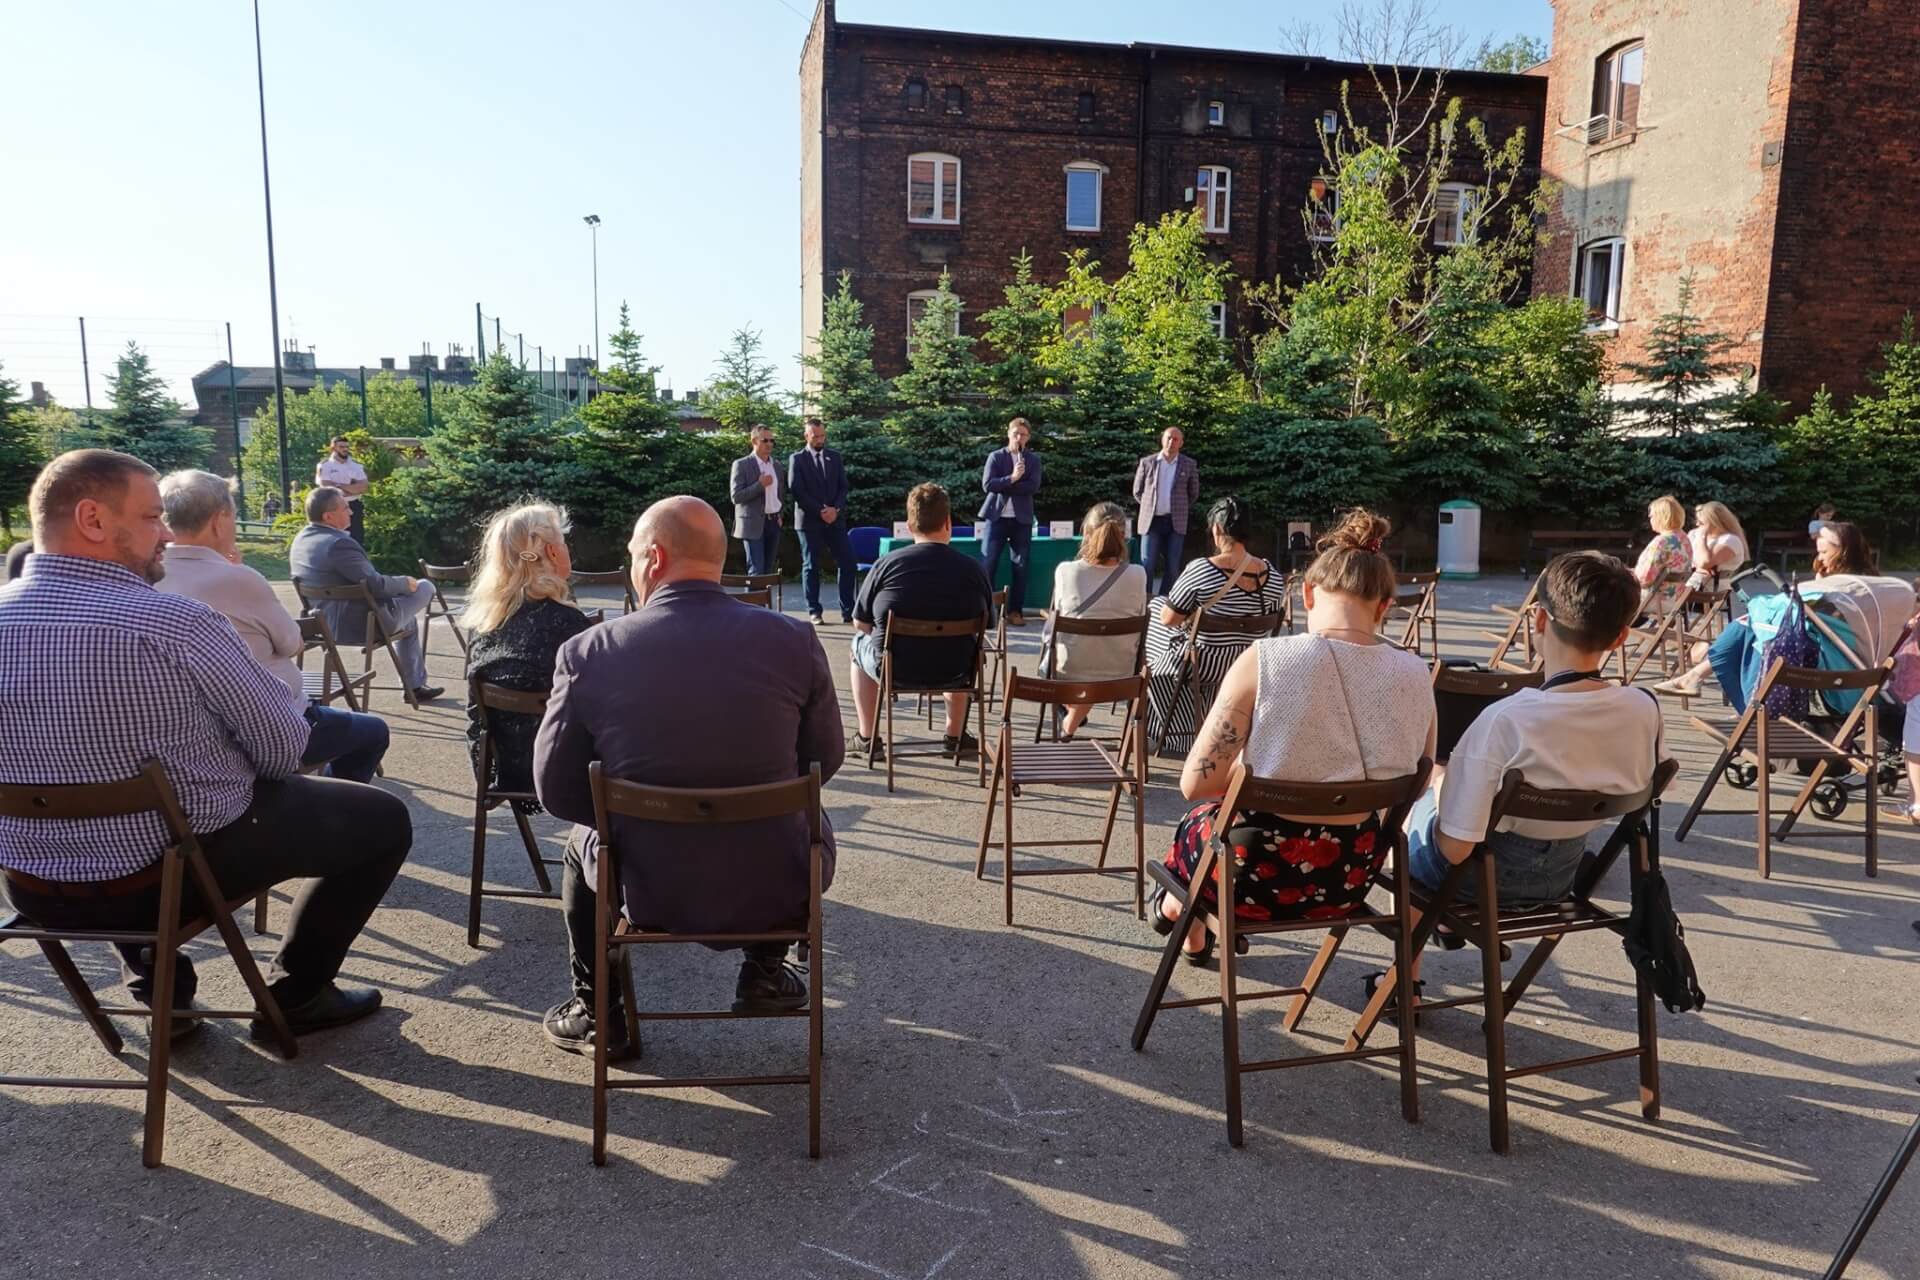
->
<box><xmin>800</xmin><ymin>1</ymin><xmax>1546</xmax><ymax>379</ymax></box>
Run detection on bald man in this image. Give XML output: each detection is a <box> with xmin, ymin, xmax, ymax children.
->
<box><xmin>532</xmin><ymin>496</ymin><xmax>845</xmax><ymax>1061</ymax></box>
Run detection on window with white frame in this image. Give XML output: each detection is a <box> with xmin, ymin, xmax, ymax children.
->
<box><xmin>907</xmin><ymin>290</ymin><xmax>963</xmax><ymax>339</ymax></box>
<box><xmin>1307</xmin><ymin>177</ymin><xmax>1338</xmax><ymax>242</ymax></box>
<box><xmin>1206</xmin><ymin>301</ymin><xmax>1227</xmax><ymax>340</ymax></box>
<box><xmin>1575</xmin><ymin>238</ymin><xmax>1626</xmax><ymax>326</ymax></box>
<box><xmin>1207</xmin><ymin>99</ymin><xmax>1225</xmax><ymax>126</ymax></box>
<box><xmin>907</xmin><ymin>152</ymin><xmax>961</xmax><ymax>224</ymax></box>
<box><xmin>1196</xmin><ymin>165</ymin><xmax>1231</xmax><ymax>233</ymax></box>
<box><xmin>1320</xmin><ymin>109</ymin><xmax>1339</xmax><ymax>135</ymax></box>
<box><xmin>1433</xmin><ymin>183</ymin><xmax>1480</xmax><ymax>247</ymax></box>
<box><xmin>1591</xmin><ymin>41</ymin><xmax>1645</xmax><ymax>142</ymax></box>
<box><xmin>1064</xmin><ymin>161</ymin><xmax>1105</xmax><ymax>231</ymax></box>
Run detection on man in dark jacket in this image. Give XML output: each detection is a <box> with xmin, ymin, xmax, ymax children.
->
<box><xmin>533</xmin><ymin>496</ymin><xmax>845</xmax><ymax>1060</ymax></box>
<box><xmin>288</xmin><ymin>486</ymin><xmax>442</xmax><ymax>701</ymax></box>
<box><xmin>787</xmin><ymin>417</ymin><xmax>858</xmax><ymax>624</ymax></box>
<box><xmin>978</xmin><ymin>417</ymin><xmax>1042</xmax><ymax>626</ymax></box>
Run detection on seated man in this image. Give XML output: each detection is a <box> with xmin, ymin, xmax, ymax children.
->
<box><xmin>533</xmin><ymin>496</ymin><xmax>844</xmax><ymax>1060</ymax></box>
<box><xmin>1407</xmin><ymin>551</ymin><xmax>1669</xmax><ymax>910</ymax></box>
<box><xmin>848</xmin><ymin>482</ymin><xmax>994</xmax><ymax>759</ymax></box>
<box><xmin>157</xmin><ymin>469</ymin><xmax>390</xmax><ymax>783</ymax></box>
<box><xmin>0</xmin><ymin>450</ymin><xmax>412</xmax><ymax>1036</ymax></box>
<box><xmin>289</xmin><ymin>485</ymin><xmax>443</xmax><ymax>702</ymax></box>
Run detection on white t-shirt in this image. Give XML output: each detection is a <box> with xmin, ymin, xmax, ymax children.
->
<box><xmin>1439</xmin><ymin>685</ymin><xmax>1669</xmax><ymax>843</ymax></box>
<box><xmin>316</xmin><ymin>455</ymin><xmax>368</xmax><ymax>493</ymax></box>
<box><xmin>1686</xmin><ymin>528</ymin><xmax>1745</xmax><ymax>586</ymax></box>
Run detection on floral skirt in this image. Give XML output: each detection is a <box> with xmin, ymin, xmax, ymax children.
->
<box><xmin>1164</xmin><ymin>802</ymin><xmax>1386</xmax><ymax>923</ymax></box>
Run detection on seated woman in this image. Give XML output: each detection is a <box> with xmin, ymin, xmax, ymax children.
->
<box><xmin>1048</xmin><ymin>502</ymin><xmax>1149</xmax><ymax>740</ymax></box>
<box><xmin>1687</xmin><ymin>500</ymin><xmax>1748</xmax><ymax>590</ymax></box>
<box><xmin>1143</xmin><ymin>496</ymin><xmax>1289</xmax><ymax>754</ymax></box>
<box><xmin>463</xmin><ymin>502</ymin><xmax>593</xmax><ymax>810</ymax></box>
<box><xmin>1154</xmin><ymin>510</ymin><xmax>1436</xmax><ymax>963</ymax></box>
<box><xmin>1632</xmin><ymin>494</ymin><xmax>1691</xmax><ymax>616</ymax></box>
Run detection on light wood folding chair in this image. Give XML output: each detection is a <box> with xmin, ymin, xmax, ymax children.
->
<box><xmin>1031</xmin><ymin>613</ymin><xmax>1150</xmax><ymax>743</ymax></box>
<box><xmin>295</xmin><ymin>614</ymin><xmax>373</xmax><ymax>712</ymax></box>
<box><xmin>980</xmin><ymin>589</ymin><xmax>1011</xmax><ymax>712</ymax></box>
<box><xmin>1131</xmin><ymin>761</ymin><xmax>1432</xmax><ymax>1146</ymax></box>
<box><xmin>721</xmin><ymin>572</ymin><xmax>783</xmax><ymax>611</ymax></box>
<box><xmin>1354</xmin><ymin>759</ymin><xmax>1680</xmax><ymax>1153</ymax></box>
<box><xmin>586</xmin><ymin>762</ymin><xmax>826</xmax><ymax>1164</ymax></box>
<box><xmin>1661</xmin><ymin>586</ymin><xmax>1734</xmax><ymax>711</ymax></box>
<box><xmin>871</xmin><ymin>611</ymin><xmax>989</xmax><ymax>793</ymax></box>
<box><xmin>292</xmin><ymin>577</ymin><xmax>421</xmax><ymax>708</ymax></box>
<box><xmin>1149</xmin><ymin>610</ymin><xmax>1287</xmax><ymax>757</ymax></box>
<box><xmin>418</xmin><ymin>559</ymin><xmax>472</xmax><ymax>656</ymax></box>
<box><xmin>0</xmin><ymin>762</ymin><xmax>298</xmax><ymax>1168</ymax></box>
<box><xmin>1391</xmin><ymin>572</ymin><xmax>1440</xmax><ymax>658</ymax></box>
<box><xmin>974</xmin><ymin>670</ymin><xmax>1148</xmax><ymax>925</ymax></box>
<box><xmin>1614</xmin><ymin>572</ymin><xmax>1692</xmax><ymax>685</ymax></box>
<box><xmin>569</xmin><ymin>568</ymin><xmax>636</xmax><ymax>615</ymax></box>
<box><xmin>1483</xmin><ymin>573</ymin><xmax>1544</xmax><ymax>672</ymax></box>
<box><xmin>467</xmin><ymin>679</ymin><xmax>562</xmax><ymax>947</ymax></box>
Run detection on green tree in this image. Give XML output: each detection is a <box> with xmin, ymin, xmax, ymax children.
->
<box><xmin>1812</xmin><ymin>316</ymin><xmax>1920</xmax><ymax>536</ymax></box>
<box><xmin>1043</xmin><ymin>310</ymin><xmax>1160</xmax><ymax>518</ymax></box>
<box><xmin>1471</xmin><ymin>33</ymin><xmax>1549</xmax><ymax>73</ymax></box>
<box><xmin>92</xmin><ymin>341</ymin><xmax>209</xmax><ymax>472</ymax></box>
<box><xmin>888</xmin><ymin>270</ymin><xmax>982</xmax><ymax>473</ymax></box>
<box><xmin>704</xmin><ymin>325</ymin><xmax>794</xmax><ymax>434</ymax></box>
<box><xmin>978</xmin><ymin>249</ymin><xmax>1059</xmax><ymax>423</ymax></box>
<box><xmin>581</xmin><ymin>303</ymin><xmax>677</xmax><ymax>438</ymax></box>
<box><xmin>240</xmin><ymin>373</ymin><xmax>428</xmax><ymax>508</ymax></box>
<box><xmin>1618</xmin><ymin>273</ymin><xmax>1747</xmax><ymax>434</ymax></box>
<box><xmin>801</xmin><ymin>273</ymin><xmax>889</xmax><ymax>423</ymax></box>
<box><xmin>0</xmin><ymin>361</ymin><xmax>45</xmax><ymax>535</ymax></box>
<box><xmin>1103</xmin><ymin>211</ymin><xmax>1241</xmax><ymax>440</ymax></box>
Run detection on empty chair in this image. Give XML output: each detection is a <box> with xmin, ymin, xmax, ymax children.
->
<box><xmin>721</xmin><ymin>572</ymin><xmax>783</xmax><ymax>611</ymax></box>
<box><xmin>419</xmin><ymin>559</ymin><xmax>473</xmax><ymax>655</ymax></box>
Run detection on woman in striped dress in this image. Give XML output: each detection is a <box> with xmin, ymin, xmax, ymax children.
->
<box><xmin>1144</xmin><ymin>496</ymin><xmax>1288</xmax><ymax>754</ymax></box>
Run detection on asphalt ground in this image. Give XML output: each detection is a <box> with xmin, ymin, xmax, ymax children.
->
<box><xmin>1</xmin><ymin>574</ymin><xmax>1916</xmax><ymax>1279</ymax></box>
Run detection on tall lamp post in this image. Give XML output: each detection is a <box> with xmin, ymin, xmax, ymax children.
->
<box><xmin>252</xmin><ymin>0</ymin><xmax>291</xmax><ymax>508</ymax></box>
<box><xmin>582</xmin><ymin>214</ymin><xmax>601</xmax><ymax>368</ymax></box>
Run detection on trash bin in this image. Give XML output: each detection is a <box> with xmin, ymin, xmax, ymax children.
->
<box><xmin>1437</xmin><ymin>500</ymin><xmax>1480</xmax><ymax>579</ymax></box>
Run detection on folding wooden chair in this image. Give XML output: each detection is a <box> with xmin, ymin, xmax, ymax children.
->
<box><xmin>292</xmin><ymin>577</ymin><xmax>422</xmax><ymax>709</ymax></box>
<box><xmin>974</xmin><ymin>671</ymin><xmax>1148</xmax><ymax>925</ymax></box>
<box><xmin>467</xmin><ymin>679</ymin><xmax>562</xmax><ymax>947</ymax></box>
<box><xmin>1131</xmin><ymin>760</ymin><xmax>1432</xmax><ymax>1146</ymax></box>
<box><xmin>586</xmin><ymin>762</ymin><xmax>826</xmax><ymax>1165</ymax></box>
<box><xmin>1613</xmin><ymin>572</ymin><xmax>1692</xmax><ymax>685</ymax></box>
<box><xmin>721</xmin><ymin>572</ymin><xmax>783</xmax><ymax>611</ymax></box>
<box><xmin>729</xmin><ymin>588</ymin><xmax>773</xmax><ymax>609</ymax></box>
<box><xmin>981</xmin><ymin>589</ymin><xmax>1010</xmax><ymax>712</ymax></box>
<box><xmin>0</xmin><ymin>762</ymin><xmax>298</xmax><ymax>1168</ymax></box>
<box><xmin>295</xmin><ymin>614</ymin><xmax>373</xmax><ymax>712</ymax></box>
<box><xmin>1483</xmin><ymin>574</ymin><xmax>1543</xmax><ymax>672</ymax></box>
<box><xmin>1660</xmin><ymin>586</ymin><xmax>1734</xmax><ymax>711</ymax></box>
<box><xmin>569</xmin><ymin>568</ymin><xmax>636</xmax><ymax>615</ymax></box>
<box><xmin>418</xmin><ymin>559</ymin><xmax>472</xmax><ymax>656</ymax></box>
<box><xmin>1432</xmin><ymin>663</ymin><xmax>1546</xmax><ymax>763</ymax></box>
<box><xmin>870</xmin><ymin>611</ymin><xmax>989</xmax><ymax>793</ymax></box>
<box><xmin>1355</xmin><ymin>759</ymin><xmax>1680</xmax><ymax>1153</ymax></box>
<box><xmin>1391</xmin><ymin>572</ymin><xmax>1440</xmax><ymax>659</ymax></box>
<box><xmin>1149</xmin><ymin>611</ymin><xmax>1287</xmax><ymax>757</ymax></box>
<box><xmin>1031</xmin><ymin>613</ymin><xmax>1149</xmax><ymax>743</ymax></box>
<box><xmin>1673</xmin><ymin>656</ymin><xmax>1893</xmax><ymax>878</ymax></box>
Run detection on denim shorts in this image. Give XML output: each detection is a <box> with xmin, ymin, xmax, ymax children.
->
<box><xmin>852</xmin><ymin>630</ymin><xmax>885</xmax><ymax>682</ymax></box>
<box><xmin>1404</xmin><ymin>789</ymin><xmax>1590</xmax><ymax>908</ymax></box>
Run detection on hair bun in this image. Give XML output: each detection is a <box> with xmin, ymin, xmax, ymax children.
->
<box><xmin>1319</xmin><ymin>508</ymin><xmax>1390</xmax><ymax>555</ymax></box>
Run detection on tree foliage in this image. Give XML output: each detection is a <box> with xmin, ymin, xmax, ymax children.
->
<box><xmin>240</xmin><ymin>372</ymin><xmax>430</xmax><ymax>509</ymax></box>
<box><xmin>1618</xmin><ymin>273</ymin><xmax>1748</xmax><ymax>434</ymax></box>
<box><xmin>90</xmin><ymin>341</ymin><xmax>209</xmax><ymax>473</ymax></box>
<box><xmin>0</xmin><ymin>361</ymin><xmax>45</xmax><ymax>535</ymax></box>
<box><xmin>704</xmin><ymin>325</ymin><xmax>794</xmax><ymax>434</ymax></box>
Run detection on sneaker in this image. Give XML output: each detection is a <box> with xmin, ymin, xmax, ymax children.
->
<box><xmin>733</xmin><ymin>955</ymin><xmax>809</xmax><ymax>1013</ymax></box>
<box><xmin>943</xmin><ymin>730</ymin><xmax>980</xmax><ymax>758</ymax></box>
<box><xmin>542</xmin><ymin>996</ymin><xmax>639</xmax><ymax>1061</ymax></box>
<box><xmin>852</xmin><ymin>732</ymin><xmax>886</xmax><ymax>760</ymax></box>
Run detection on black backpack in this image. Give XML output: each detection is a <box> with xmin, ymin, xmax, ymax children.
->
<box><xmin>1622</xmin><ymin>812</ymin><xmax>1706</xmax><ymax>1014</ymax></box>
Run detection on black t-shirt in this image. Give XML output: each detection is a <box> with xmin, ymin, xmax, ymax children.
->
<box><xmin>854</xmin><ymin>540</ymin><xmax>993</xmax><ymax>687</ymax></box>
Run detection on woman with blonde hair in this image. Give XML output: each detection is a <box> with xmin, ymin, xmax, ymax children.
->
<box><xmin>1153</xmin><ymin>509</ymin><xmax>1436</xmax><ymax>964</ymax></box>
<box><xmin>1633</xmin><ymin>495</ymin><xmax>1691</xmax><ymax>614</ymax></box>
<box><xmin>1047</xmin><ymin>501</ymin><xmax>1149</xmax><ymax>739</ymax></box>
<box><xmin>463</xmin><ymin>502</ymin><xmax>592</xmax><ymax>807</ymax></box>
<box><xmin>1687</xmin><ymin>500</ymin><xmax>1747</xmax><ymax>589</ymax></box>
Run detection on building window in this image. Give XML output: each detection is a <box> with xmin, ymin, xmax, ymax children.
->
<box><xmin>1575</xmin><ymin>238</ymin><xmax>1627</xmax><ymax>326</ymax></box>
<box><xmin>1320</xmin><ymin>109</ymin><xmax>1339</xmax><ymax>135</ymax></box>
<box><xmin>907</xmin><ymin>152</ymin><xmax>961</xmax><ymax>224</ymax></box>
<box><xmin>1206</xmin><ymin>100</ymin><xmax>1226</xmax><ymax>127</ymax></box>
<box><xmin>1076</xmin><ymin>90</ymin><xmax>1095</xmax><ymax>122</ymax></box>
<box><xmin>1061</xmin><ymin>299</ymin><xmax>1107</xmax><ymax>338</ymax></box>
<box><xmin>1307</xmin><ymin>178</ymin><xmax>1339</xmax><ymax>241</ymax></box>
<box><xmin>904</xmin><ymin>79</ymin><xmax>927</xmax><ymax>111</ymax></box>
<box><xmin>944</xmin><ymin>84</ymin><xmax>964</xmax><ymax>114</ymax></box>
<box><xmin>1206</xmin><ymin>302</ymin><xmax>1227</xmax><ymax>340</ymax></box>
<box><xmin>907</xmin><ymin>290</ymin><xmax>962</xmax><ymax>339</ymax></box>
<box><xmin>1591</xmin><ymin>41</ymin><xmax>1645</xmax><ymax>142</ymax></box>
<box><xmin>1433</xmin><ymin>182</ymin><xmax>1480</xmax><ymax>247</ymax></box>
<box><xmin>1196</xmin><ymin>165</ymin><xmax>1231</xmax><ymax>233</ymax></box>
<box><xmin>1064</xmin><ymin>161</ymin><xmax>1105</xmax><ymax>231</ymax></box>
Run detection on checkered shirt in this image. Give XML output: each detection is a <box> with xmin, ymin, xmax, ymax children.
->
<box><xmin>0</xmin><ymin>554</ymin><xmax>311</xmax><ymax>881</ymax></box>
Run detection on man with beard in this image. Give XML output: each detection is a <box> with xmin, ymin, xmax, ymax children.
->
<box><xmin>0</xmin><ymin>450</ymin><xmax>413</xmax><ymax>1039</ymax></box>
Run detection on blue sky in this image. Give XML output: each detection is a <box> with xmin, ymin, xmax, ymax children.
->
<box><xmin>0</xmin><ymin>1</ymin><xmax>1550</xmax><ymax>409</ymax></box>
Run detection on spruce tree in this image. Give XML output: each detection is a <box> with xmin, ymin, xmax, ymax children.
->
<box><xmin>888</xmin><ymin>271</ymin><xmax>983</xmax><ymax>493</ymax></box>
<box><xmin>705</xmin><ymin>325</ymin><xmax>794</xmax><ymax>435</ymax></box>
<box><xmin>581</xmin><ymin>304</ymin><xmax>677</xmax><ymax>437</ymax></box>
<box><xmin>979</xmin><ymin>250</ymin><xmax>1058</xmax><ymax>423</ymax></box>
<box><xmin>95</xmin><ymin>341</ymin><xmax>209</xmax><ymax>471</ymax></box>
<box><xmin>1619</xmin><ymin>273</ymin><xmax>1745</xmax><ymax>434</ymax></box>
<box><xmin>0</xmin><ymin>360</ymin><xmax>45</xmax><ymax>535</ymax></box>
<box><xmin>801</xmin><ymin>273</ymin><xmax>888</xmax><ymax>424</ymax></box>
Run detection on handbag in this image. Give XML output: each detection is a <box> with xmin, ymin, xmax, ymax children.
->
<box><xmin>1042</xmin><ymin>561</ymin><xmax>1132</xmax><ymax>660</ymax></box>
<box><xmin>1760</xmin><ymin>581</ymin><xmax>1816</xmax><ymax>719</ymax></box>
<box><xmin>1622</xmin><ymin>801</ymin><xmax>1707</xmax><ymax>1014</ymax></box>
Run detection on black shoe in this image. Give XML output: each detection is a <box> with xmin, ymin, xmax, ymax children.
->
<box><xmin>841</xmin><ymin>613</ymin><xmax>854</xmax><ymax>625</ymax></box>
<box><xmin>253</xmin><ymin>982</ymin><xmax>382</xmax><ymax>1040</ymax></box>
<box><xmin>943</xmin><ymin>731</ymin><xmax>980</xmax><ymax>758</ymax></box>
<box><xmin>542</xmin><ymin>996</ymin><xmax>639</xmax><ymax>1061</ymax></box>
<box><xmin>734</xmin><ymin>955</ymin><xmax>809</xmax><ymax>1013</ymax></box>
<box><xmin>809</xmin><ymin>612</ymin><xmax>825</xmax><ymax>626</ymax></box>
<box><xmin>852</xmin><ymin>733</ymin><xmax>886</xmax><ymax>761</ymax></box>
<box><xmin>412</xmin><ymin>685</ymin><xmax>445</xmax><ymax>702</ymax></box>
<box><xmin>152</xmin><ymin>1003</ymin><xmax>205</xmax><ymax>1042</ymax></box>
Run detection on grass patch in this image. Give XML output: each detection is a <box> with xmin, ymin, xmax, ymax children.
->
<box><xmin>237</xmin><ymin>538</ymin><xmax>291</xmax><ymax>582</ymax></box>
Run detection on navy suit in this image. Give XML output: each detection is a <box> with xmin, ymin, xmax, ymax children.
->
<box><xmin>787</xmin><ymin>445</ymin><xmax>857</xmax><ymax>618</ymax></box>
<box><xmin>978</xmin><ymin>447</ymin><xmax>1043</xmax><ymax>613</ymax></box>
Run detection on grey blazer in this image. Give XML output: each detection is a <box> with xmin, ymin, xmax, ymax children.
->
<box><xmin>730</xmin><ymin>453</ymin><xmax>789</xmax><ymax>541</ymax></box>
<box><xmin>288</xmin><ymin>522</ymin><xmax>412</xmax><ymax>645</ymax></box>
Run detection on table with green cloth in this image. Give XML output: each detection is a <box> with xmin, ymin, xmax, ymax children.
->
<box><xmin>875</xmin><ymin>534</ymin><xmax>1139</xmax><ymax>611</ymax></box>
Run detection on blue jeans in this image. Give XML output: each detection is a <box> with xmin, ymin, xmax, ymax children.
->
<box><xmin>1142</xmin><ymin>514</ymin><xmax>1185</xmax><ymax>598</ymax></box>
<box><xmin>801</xmin><ymin>520</ymin><xmax>857</xmax><ymax>618</ymax></box>
<box><xmin>302</xmin><ymin>704</ymin><xmax>390</xmax><ymax>784</ymax></box>
<box><xmin>981</xmin><ymin>517</ymin><xmax>1032</xmax><ymax>613</ymax></box>
<box><xmin>745</xmin><ymin>522</ymin><xmax>783</xmax><ymax>577</ymax></box>
<box><xmin>1708</xmin><ymin>621</ymin><xmax>1760</xmax><ymax>713</ymax></box>
<box><xmin>1404</xmin><ymin>788</ymin><xmax>1590</xmax><ymax>908</ymax></box>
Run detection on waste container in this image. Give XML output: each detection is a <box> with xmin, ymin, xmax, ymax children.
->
<box><xmin>1437</xmin><ymin>500</ymin><xmax>1480</xmax><ymax>579</ymax></box>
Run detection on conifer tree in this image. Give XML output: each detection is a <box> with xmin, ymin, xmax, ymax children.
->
<box><xmin>1618</xmin><ymin>273</ymin><xmax>1746</xmax><ymax>434</ymax></box>
<box><xmin>93</xmin><ymin>341</ymin><xmax>209</xmax><ymax>471</ymax></box>
<box><xmin>0</xmin><ymin>360</ymin><xmax>45</xmax><ymax>535</ymax></box>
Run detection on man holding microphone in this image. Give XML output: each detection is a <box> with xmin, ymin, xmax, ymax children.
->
<box><xmin>978</xmin><ymin>417</ymin><xmax>1042</xmax><ymax>627</ymax></box>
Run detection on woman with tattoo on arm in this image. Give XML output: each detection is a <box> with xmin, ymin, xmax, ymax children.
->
<box><xmin>1154</xmin><ymin>510</ymin><xmax>1437</xmax><ymax>964</ymax></box>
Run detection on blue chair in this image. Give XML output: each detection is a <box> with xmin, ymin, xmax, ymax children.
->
<box><xmin>848</xmin><ymin>526</ymin><xmax>886</xmax><ymax>573</ymax></box>
<box><xmin>951</xmin><ymin>525</ymin><xmax>975</xmax><ymax>540</ymax></box>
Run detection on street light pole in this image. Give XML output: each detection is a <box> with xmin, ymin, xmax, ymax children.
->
<box><xmin>583</xmin><ymin>214</ymin><xmax>601</xmax><ymax>367</ymax></box>
<box><xmin>252</xmin><ymin>0</ymin><xmax>291</xmax><ymax>508</ymax></box>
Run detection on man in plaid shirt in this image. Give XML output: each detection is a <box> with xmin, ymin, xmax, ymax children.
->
<box><xmin>0</xmin><ymin>450</ymin><xmax>413</xmax><ymax>1037</ymax></box>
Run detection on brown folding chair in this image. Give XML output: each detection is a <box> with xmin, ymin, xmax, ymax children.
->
<box><xmin>295</xmin><ymin>613</ymin><xmax>374</xmax><ymax>713</ymax></box>
<box><xmin>871</xmin><ymin>611</ymin><xmax>989</xmax><ymax>793</ymax></box>
<box><xmin>292</xmin><ymin>577</ymin><xmax>421</xmax><ymax>709</ymax></box>
<box><xmin>1390</xmin><ymin>572</ymin><xmax>1440</xmax><ymax>659</ymax></box>
<box><xmin>974</xmin><ymin>670</ymin><xmax>1148</xmax><ymax>925</ymax></box>
<box><xmin>1660</xmin><ymin>586</ymin><xmax>1733</xmax><ymax>711</ymax></box>
<box><xmin>1673</xmin><ymin>656</ymin><xmax>1893</xmax><ymax>878</ymax></box>
<box><xmin>1031</xmin><ymin>612</ymin><xmax>1150</xmax><ymax>743</ymax></box>
<box><xmin>1614</xmin><ymin>572</ymin><xmax>1692</xmax><ymax>685</ymax></box>
<box><xmin>418</xmin><ymin>560</ymin><xmax>472</xmax><ymax>656</ymax></box>
<box><xmin>0</xmin><ymin>762</ymin><xmax>298</xmax><ymax>1168</ymax></box>
<box><xmin>1355</xmin><ymin>760</ymin><xmax>1680</xmax><ymax>1153</ymax></box>
<box><xmin>586</xmin><ymin>761</ymin><xmax>826</xmax><ymax>1165</ymax></box>
<box><xmin>569</xmin><ymin>568</ymin><xmax>636</xmax><ymax>615</ymax></box>
<box><xmin>1432</xmin><ymin>662</ymin><xmax>1546</xmax><ymax>763</ymax></box>
<box><xmin>729</xmin><ymin>588</ymin><xmax>773</xmax><ymax>609</ymax></box>
<box><xmin>1483</xmin><ymin>574</ymin><xmax>1543</xmax><ymax>672</ymax></box>
<box><xmin>721</xmin><ymin>572</ymin><xmax>783</xmax><ymax>611</ymax></box>
<box><xmin>467</xmin><ymin>680</ymin><xmax>562</xmax><ymax>947</ymax></box>
<box><xmin>981</xmin><ymin>588</ymin><xmax>1010</xmax><ymax>711</ymax></box>
<box><xmin>1131</xmin><ymin>760</ymin><xmax>1432</xmax><ymax>1146</ymax></box>
<box><xmin>1149</xmin><ymin>610</ymin><xmax>1287</xmax><ymax>757</ymax></box>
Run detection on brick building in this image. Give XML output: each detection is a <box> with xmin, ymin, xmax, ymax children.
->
<box><xmin>1534</xmin><ymin>0</ymin><xmax>1920</xmax><ymax>411</ymax></box>
<box><xmin>799</xmin><ymin>0</ymin><xmax>1546</xmax><ymax>379</ymax></box>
